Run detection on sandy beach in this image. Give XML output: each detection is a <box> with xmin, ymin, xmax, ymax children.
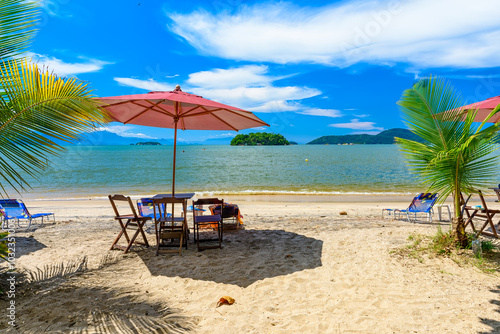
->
<box><xmin>1</xmin><ymin>195</ymin><xmax>499</xmax><ymax>333</ymax></box>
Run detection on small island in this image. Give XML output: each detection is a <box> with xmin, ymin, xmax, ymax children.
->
<box><xmin>230</xmin><ymin>132</ymin><xmax>290</xmax><ymax>146</ymax></box>
<box><xmin>131</xmin><ymin>141</ymin><xmax>162</xmax><ymax>146</ymax></box>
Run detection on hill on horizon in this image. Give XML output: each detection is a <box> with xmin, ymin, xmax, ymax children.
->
<box><xmin>52</xmin><ymin>131</ymin><xmax>174</xmax><ymax>146</ymax></box>
<box><xmin>307</xmin><ymin>128</ymin><xmax>425</xmax><ymax>145</ymax></box>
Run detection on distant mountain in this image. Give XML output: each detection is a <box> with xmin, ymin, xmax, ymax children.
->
<box><xmin>56</xmin><ymin>131</ymin><xmax>174</xmax><ymax>146</ymax></box>
<box><xmin>307</xmin><ymin>128</ymin><xmax>425</xmax><ymax>145</ymax></box>
<box><xmin>56</xmin><ymin>130</ymin><xmax>235</xmax><ymax>146</ymax></box>
<box><xmin>200</xmin><ymin>137</ymin><xmax>232</xmax><ymax>145</ymax></box>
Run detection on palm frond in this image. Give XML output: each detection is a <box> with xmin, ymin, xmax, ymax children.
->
<box><xmin>396</xmin><ymin>76</ymin><xmax>500</xmax><ymax>217</ymax></box>
<box><xmin>0</xmin><ymin>59</ymin><xmax>109</xmax><ymax>194</ymax></box>
<box><xmin>0</xmin><ymin>0</ymin><xmax>39</xmax><ymax>60</ymax></box>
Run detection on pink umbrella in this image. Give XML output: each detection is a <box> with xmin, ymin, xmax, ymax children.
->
<box><xmin>97</xmin><ymin>85</ymin><xmax>269</xmax><ymax>194</ymax></box>
<box><xmin>457</xmin><ymin>95</ymin><xmax>500</xmax><ymax>123</ymax></box>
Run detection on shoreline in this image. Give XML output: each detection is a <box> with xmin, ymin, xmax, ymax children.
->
<box><xmin>18</xmin><ymin>191</ymin><xmax>418</xmax><ymax>201</ymax></box>
<box><xmin>19</xmin><ymin>192</ymin><xmax>453</xmax><ymax>202</ymax></box>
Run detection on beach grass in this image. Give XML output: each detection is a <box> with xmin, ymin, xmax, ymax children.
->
<box><xmin>396</xmin><ymin>228</ymin><xmax>500</xmax><ymax>274</ymax></box>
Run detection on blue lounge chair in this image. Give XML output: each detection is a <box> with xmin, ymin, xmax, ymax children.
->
<box><xmin>383</xmin><ymin>193</ymin><xmax>438</xmax><ymax>222</ymax></box>
<box><xmin>137</xmin><ymin>198</ymin><xmax>172</xmax><ymax>233</ymax></box>
<box><xmin>138</xmin><ymin>198</ymin><xmax>192</xmax><ymax>220</ymax></box>
<box><xmin>0</xmin><ymin>199</ymin><xmax>55</xmax><ymax>230</ymax></box>
<box><xmin>137</xmin><ymin>198</ymin><xmax>159</xmax><ymax>219</ymax></box>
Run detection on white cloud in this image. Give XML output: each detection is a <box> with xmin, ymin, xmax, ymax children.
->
<box><xmin>114</xmin><ymin>77</ymin><xmax>172</xmax><ymax>91</ymax></box>
<box><xmin>328</xmin><ymin>119</ymin><xmax>384</xmax><ymax>131</ymax></box>
<box><xmin>168</xmin><ymin>0</ymin><xmax>500</xmax><ymax>68</ymax></box>
<box><xmin>207</xmin><ymin>132</ymin><xmax>237</xmax><ymax>139</ymax></box>
<box><xmin>351</xmin><ymin>130</ymin><xmax>384</xmax><ymax>135</ymax></box>
<box><xmin>42</xmin><ymin>1</ymin><xmax>72</xmax><ymax>17</ymax></box>
<box><xmin>115</xmin><ymin>65</ymin><xmax>324</xmax><ymax>114</ymax></box>
<box><xmin>250</xmin><ymin>100</ymin><xmax>301</xmax><ymax>113</ymax></box>
<box><xmin>96</xmin><ymin>125</ymin><xmax>157</xmax><ymax>139</ymax></box>
<box><xmin>196</xmin><ymin>85</ymin><xmax>320</xmax><ymax>110</ymax></box>
<box><xmin>28</xmin><ymin>53</ymin><xmax>111</xmax><ymax>76</ymax></box>
<box><xmin>187</xmin><ymin>65</ymin><xmax>277</xmax><ymax>88</ymax></box>
<box><xmin>353</xmin><ymin>113</ymin><xmax>369</xmax><ymax>118</ymax></box>
<box><xmin>297</xmin><ymin>108</ymin><xmax>343</xmax><ymax>118</ymax></box>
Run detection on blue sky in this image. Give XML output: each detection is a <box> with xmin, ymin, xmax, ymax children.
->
<box><xmin>32</xmin><ymin>0</ymin><xmax>500</xmax><ymax>144</ymax></box>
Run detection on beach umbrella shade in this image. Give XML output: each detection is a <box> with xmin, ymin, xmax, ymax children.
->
<box><xmin>453</xmin><ymin>95</ymin><xmax>500</xmax><ymax>123</ymax></box>
<box><xmin>96</xmin><ymin>85</ymin><xmax>269</xmax><ymax>194</ymax></box>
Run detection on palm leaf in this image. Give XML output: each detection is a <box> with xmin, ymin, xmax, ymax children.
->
<box><xmin>0</xmin><ymin>0</ymin><xmax>39</xmax><ymax>60</ymax></box>
<box><xmin>396</xmin><ymin>76</ymin><xmax>500</xmax><ymax>218</ymax></box>
<box><xmin>0</xmin><ymin>59</ymin><xmax>109</xmax><ymax>194</ymax></box>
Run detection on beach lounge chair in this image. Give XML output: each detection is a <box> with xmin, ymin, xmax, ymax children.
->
<box><xmin>0</xmin><ymin>199</ymin><xmax>54</xmax><ymax>230</ymax></box>
<box><xmin>192</xmin><ymin>198</ymin><xmax>223</xmax><ymax>251</ymax></box>
<box><xmin>462</xmin><ymin>190</ymin><xmax>500</xmax><ymax>238</ymax></box>
<box><xmin>137</xmin><ymin>198</ymin><xmax>166</xmax><ymax>233</ymax></box>
<box><xmin>137</xmin><ymin>198</ymin><xmax>172</xmax><ymax>219</ymax></box>
<box><xmin>187</xmin><ymin>205</ymin><xmax>206</xmax><ymax>215</ymax></box>
<box><xmin>383</xmin><ymin>193</ymin><xmax>438</xmax><ymax>222</ymax></box>
<box><xmin>153</xmin><ymin>197</ymin><xmax>187</xmax><ymax>255</ymax></box>
<box><xmin>108</xmin><ymin>195</ymin><xmax>151</xmax><ymax>254</ymax></box>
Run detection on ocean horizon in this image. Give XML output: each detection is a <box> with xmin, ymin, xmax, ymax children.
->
<box><xmin>3</xmin><ymin>144</ymin><xmax>440</xmax><ymax>200</ymax></box>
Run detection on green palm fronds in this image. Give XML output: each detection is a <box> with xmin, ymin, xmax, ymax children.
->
<box><xmin>0</xmin><ymin>0</ymin><xmax>38</xmax><ymax>60</ymax></box>
<box><xmin>0</xmin><ymin>59</ymin><xmax>109</xmax><ymax>193</ymax></box>
<box><xmin>0</xmin><ymin>0</ymin><xmax>109</xmax><ymax>195</ymax></box>
<box><xmin>397</xmin><ymin>76</ymin><xmax>500</xmax><ymax>221</ymax></box>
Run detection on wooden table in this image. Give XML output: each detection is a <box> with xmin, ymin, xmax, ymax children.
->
<box><xmin>153</xmin><ymin>193</ymin><xmax>196</xmax><ymax>200</ymax></box>
<box><xmin>153</xmin><ymin>193</ymin><xmax>195</xmax><ymax>245</ymax></box>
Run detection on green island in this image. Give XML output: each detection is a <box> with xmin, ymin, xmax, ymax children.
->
<box><xmin>307</xmin><ymin>128</ymin><xmax>425</xmax><ymax>145</ymax></box>
<box><xmin>230</xmin><ymin>132</ymin><xmax>290</xmax><ymax>145</ymax></box>
<box><xmin>131</xmin><ymin>141</ymin><xmax>162</xmax><ymax>146</ymax></box>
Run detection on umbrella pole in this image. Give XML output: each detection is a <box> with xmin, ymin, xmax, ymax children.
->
<box><xmin>172</xmin><ymin>119</ymin><xmax>178</xmax><ymax>196</ymax></box>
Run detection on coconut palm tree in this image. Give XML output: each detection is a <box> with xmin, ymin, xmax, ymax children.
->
<box><xmin>396</xmin><ymin>76</ymin><xmax>500</xmax><ymax>246</ymax></box>
<box><xmin>0</xmin><ymin>0</ymin><xmax>108</xmax><ymax>195</ymax></box>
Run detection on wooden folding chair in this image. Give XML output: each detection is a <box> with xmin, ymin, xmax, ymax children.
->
<box><xmin>108</xmin><ymin>195</ymin><xmax>151</xmax><ymax>253</ymax></box>
<box><xmin>462</xmin><ymin>190</ymin><xmax>500</xmax><ymax>238</ymax></box>
<box><xmin>153</xmin><ymin>197</ymin><xmax>187</xmax><ymax>256</ymax></box>
<box><xmin>192</xmin><ymin>198</ymin><xmax>223</xmax><ymax>251</ymax></box>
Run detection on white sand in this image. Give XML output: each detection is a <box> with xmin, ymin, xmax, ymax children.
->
<box><xmin>0</xmin><ymin>195</ymin><xmax>499</xmax><ymax>333</ymax></box>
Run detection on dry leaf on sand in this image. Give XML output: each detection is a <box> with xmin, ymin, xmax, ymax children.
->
<box><xmin>216</xmin><ymin>296</ymin><xmax>235</xmax><ymax>308</ymax></box>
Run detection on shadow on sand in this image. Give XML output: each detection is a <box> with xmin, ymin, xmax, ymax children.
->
<box><xmin>0</xmin><ymin>257</ymin><xmax>193</xmax><ymax>334</ymax></box>
<box><xmin>138</xmin><ymin>228</ymin><xmax>323</xmax><ymax>288</ymax></box>
<box><xmin>480</xmin><ymin>285</ymin><xmax>500</xmax><ymax>334</ymax></box>
<box><xmin>12</xmin><ymin>236</ymin><xmax>46</xmax><ymax>258</ymax></box>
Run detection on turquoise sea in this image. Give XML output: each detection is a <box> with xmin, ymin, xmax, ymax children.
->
<box><xmin>10</xmin><ymin>145</ymin><xmax>437</xmax><ymax>200</ymax></box>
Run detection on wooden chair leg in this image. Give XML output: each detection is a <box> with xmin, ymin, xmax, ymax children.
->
<box><xmin>477</xmin><ymin>216</ymin><xmax>499</xmax><ymax>238</ymax></box>
<box><xmin>137</xmin><ymin>221</ymin><xmax>149</xmax><ymax>247</ymax></box>
<box><xmin>124</xmin><ymin>228</ymin><xmax>142</xmax><ymax>254</ymax></box>
<box><xmin>464</xmin><ymin>210</ymin><xmax>478</xmax><ymax>232</ymax></box>
<box><xmin>178</xmin><ymin>233</ymin><xmax>184</xmax><ymax>256</ymax></box>
<box><xmin>110</xmin><ymin>219</ymin><xmax>129</xmax><ymax>250</ymax></box>
<box><xmin>196</xmin><ymin>224</ymin><xmax>200</xmax><ymax>251</ymax></box>
<box><xmin>220</xmin><ymin>222</ymin><xmax>223</xmax><ymax>248</ymax></box>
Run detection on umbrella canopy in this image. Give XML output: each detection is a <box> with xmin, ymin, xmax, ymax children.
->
<box><xmin>97</xmin><ymin>85</ymin><xmax>269</xmax><ymax>194</ymax></box>
<box><xmin>456</xmin><ymin>95</ymin><xmax>500</xmax><ymax>123</ymax></box>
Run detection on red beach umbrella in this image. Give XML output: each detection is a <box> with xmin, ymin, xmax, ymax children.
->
<box><xmin>96</xmin><ymin>85</ymin><xmax>269</xmax><ymax>194</ymax></box>
<box><xmin>456</xmin><ymin>95</ymin><xmax>500</xmax><ymax>123</ymax></box>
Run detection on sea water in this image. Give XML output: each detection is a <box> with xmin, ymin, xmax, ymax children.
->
<box><xmin>7</xmin><ymin>145</ymin><xmax>434</xmax><ymax>199</ymax></box>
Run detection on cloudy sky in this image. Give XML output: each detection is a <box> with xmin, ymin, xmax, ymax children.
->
<box><xmin>33</xmin><ymin>0</ymin><xmax>500</xmax><ymax>143</ymax></box>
